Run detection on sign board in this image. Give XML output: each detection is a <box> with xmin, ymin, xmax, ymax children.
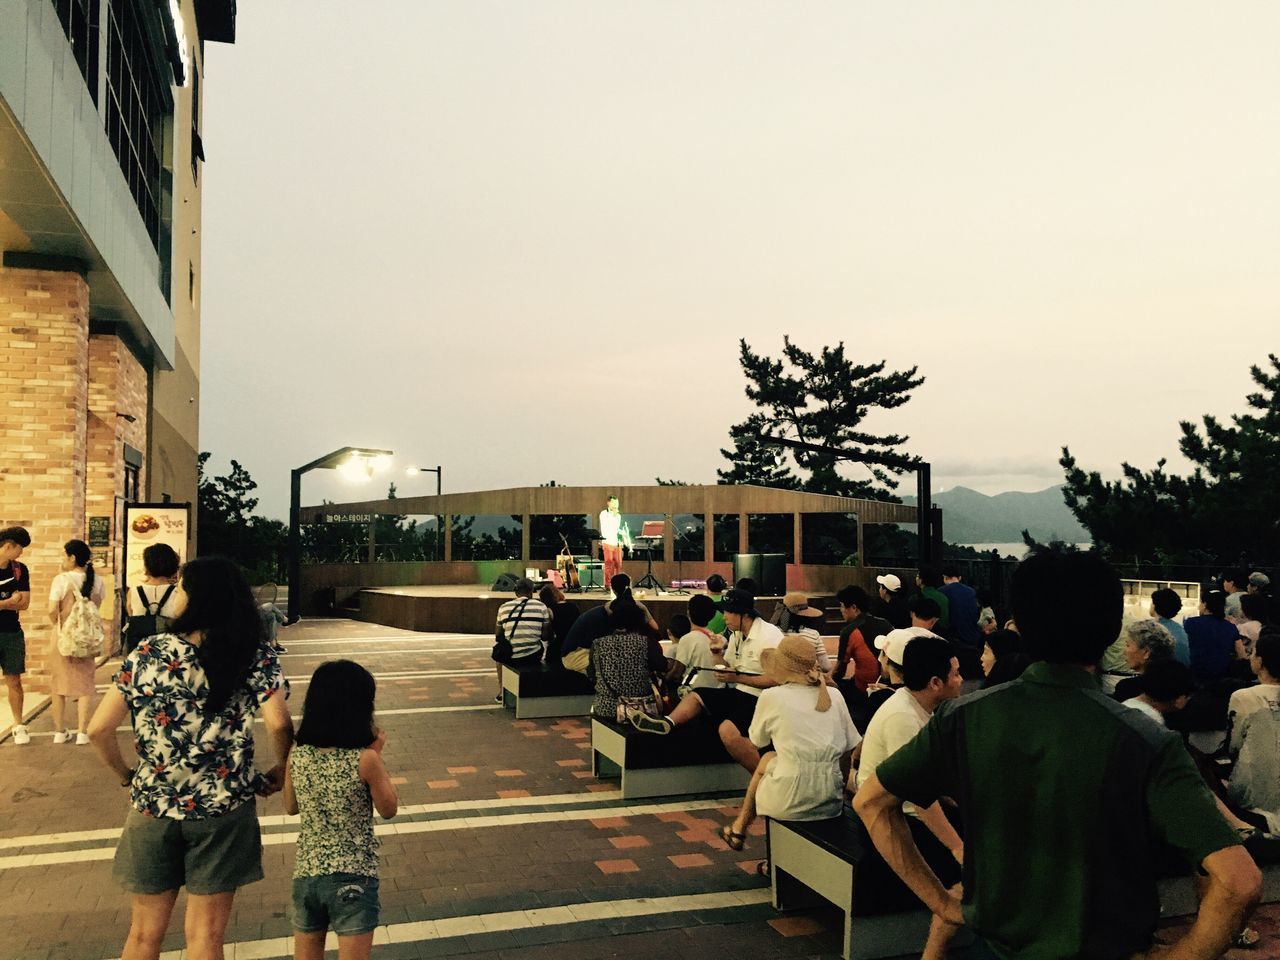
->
<box><xmin>321</xmin><ymin>513</ymin><xmax>375</xmax><ymax>524</ymax></box>
<box><xmin>122</xmin><ymin>502</ymin><xmax>191</xmax><ymax>592</ymax></box>
<box><xmin>88</xmin><ymin>516</ymin><xmax>111</xmax><ymax>547</ymax></box>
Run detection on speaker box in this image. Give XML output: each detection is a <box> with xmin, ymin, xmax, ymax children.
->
<box><xmin>732</xmin><ymin>553</ymin><xmax>761</xmax><ymax>592</ymax></box>
<box><xmin>491</xmin><ymin>573</ymin><xmax>521</xmax><ymax>591</ymax></box>
<box><xmin>759</xmin><ymin>553</ymin><xmax>787</xmax><ymax>596</ymax></box>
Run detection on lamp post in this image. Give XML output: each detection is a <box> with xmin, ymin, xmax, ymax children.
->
<box><xmin>405</xmin><ymin>465</ymin><xmax>443</xmax><ymax>560</ymax></box>
<box><xmin>288</xmin><ymin>446</ymin><xmax>394</xmax><ymax>622</ymax></box>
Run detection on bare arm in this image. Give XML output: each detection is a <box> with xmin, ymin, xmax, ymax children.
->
<box><xmin>87</xmin><ymin>688</ymin><xmax>134</xmax><ymax>786</ymax></box>
<box><xmin>853</xmin><ymin>774</ymin><xmax>962</xmax><ymax>923</ymax></box>
<box><xmin>0</xmin><ymin>590</ymin><xmax>30</xmax><ymax>612</ymax></box>
<box><xmin>1150</xmin><ymin>846</ymin><xmax>1260</xmax><ymax>959</ymax></box>
<box><xmin>259</xmin><ymin>689</ymin><xmax>295</xmax><ymax>794</ymax></box>
<box><xmin>913</xmin><ymin>800</ymin><xmax>964</xmax><ymax>864</ymax></box>
<box><xmin>360</xmin><ymin>733</ymin><xmax>399</xmax><ymax>819</ymax></box>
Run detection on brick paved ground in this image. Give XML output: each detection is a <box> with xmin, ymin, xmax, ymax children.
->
<box><xmin>1</xmin><ymin>617</ymin><xmax>1276</xmax><ymax>959</ymax></box>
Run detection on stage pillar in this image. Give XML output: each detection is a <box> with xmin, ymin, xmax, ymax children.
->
<box><xmin>704</xmin><ymin>515</ymin><xmax>714</xmax><ymax>564</ymax></box>
<box><xmin>793</xmin><ymin>512</ymin><xmax>803</xmax><ymax>565</ymax></box>
<box><xmin>738</xmin><ymin>512</ymin><xmax>748</xmax><ymax>555</ymax></box>
<box><xmin>521</xmin><ymin>513</ymin><xmax>530</xmax><ymax>561</ymax></box>
<box><xmin>367</xmin><ymin>520</ymin><xmax>376</xmax><ymax>563</ymax></box>
<box><xmin>663</xmin><ymin>514</ymin><xmax>674</xmax><ymax>564</ymax></box>
<box><xmin>444</xmin><ymin>514</ymin><xmax>453</xmax><ymax>562</ymax></box>
<box><xmin>856</xmin><ymin>513</ymin><xmax>864</xmax><ymax>567</ymax></box>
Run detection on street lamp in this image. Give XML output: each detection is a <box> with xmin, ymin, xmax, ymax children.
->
<box><xmin>405</xmin><ymin>465</ymin><xmax>443</xmax><ymax>560</ymax></box>
<box><xmin>288</xmin><ymin>446</ymin><xmax>394</xmax><ymax>621</ymax></box>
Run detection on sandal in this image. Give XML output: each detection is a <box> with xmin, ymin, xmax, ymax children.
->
<box><xmin>755</xmin><ymin>859</ymin><xmax>770</xmax><ymax>878</ymax></box>
<box><xmin>1233</xmin><ymin>927</ymin><xmax>1260</xmax><ymax>949</ymax></box>
<box><xmin>719</xmin><ymin>825</ymin><xmax>746</xmax><ymax>851</ymax></box>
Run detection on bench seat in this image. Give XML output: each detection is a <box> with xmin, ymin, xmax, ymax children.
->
<box><xmin>591</xmin><ymin>716</ymin><xmax>751</xmax><ymax>799</ymax></box>
<box><xmin>768</xmin><ymin>813</ymin><xmax>1280</xmax><ymax>960</ymax></box>
<box><xmin>500</xmin><ymin>662</ymin><xmax>595</xmax><ymax>719</ymax></box>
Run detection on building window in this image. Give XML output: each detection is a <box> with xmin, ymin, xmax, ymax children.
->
<box><xmin>52</xmin><ymin>0</ymin><xmax>100</xmax><ymax>105</ymax></box>
<box><xmin>190</xmin><ymin>54</ymin><xmax>202</xmax><ymax>182</ymax></box>
<box><xmin>103</xmin><ymin>0</ymin><xmax>165</xmax><ymax>250</ymax></box>
<box><xmin>123</xmin><ymin>462</ymin><xmax>141</xmax><ymax>501</ymax></box>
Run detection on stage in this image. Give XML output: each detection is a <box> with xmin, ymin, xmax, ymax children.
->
<box><xmin>352</xmin><ymin>583</ymin><xmax>840</xmax><ymax>635</ymax></box>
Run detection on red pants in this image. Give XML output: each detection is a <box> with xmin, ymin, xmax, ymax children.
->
<box><xmin>602</xmin><ymin>544</ymin><xmax>623</xmax><ymax>584</ymax></box>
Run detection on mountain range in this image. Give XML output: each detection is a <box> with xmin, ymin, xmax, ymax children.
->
<box><xmin>903</xmin><ymin>484</ymin><xmax>1091</xmax><ymax>545</ymax></box>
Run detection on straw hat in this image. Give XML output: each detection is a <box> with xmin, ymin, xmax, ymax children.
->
<box><xmin>781</xmin><ymin>592</ymin><xmax>824</xmax><ymax>619</ymax></box>
<box><xmin>760</xmin><ymin>635</ymin><xmax>832</xmax><ymax>711</ymax></box>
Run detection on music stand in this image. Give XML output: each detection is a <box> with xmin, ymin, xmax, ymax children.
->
<box><xmin>669</xmin><ymin>522</ymin><xmax>698</xmax><ymax>595</ymax></box>
<box><xmin>634</xmin><ymin>520</ymin><xmax>665</xmax><ymax>591</ymax></box>
<box><xmin>580</xmin><ymin>529</ymin><xmax>606</xmax><ymax>592</ymax></box>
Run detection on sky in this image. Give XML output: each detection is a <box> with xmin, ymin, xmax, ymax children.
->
<box><xmin>198</xmin><ymin>1</ymin><xmax>1280</xmax><ymax>521</ymax></box>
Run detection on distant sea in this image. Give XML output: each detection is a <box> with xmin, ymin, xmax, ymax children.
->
<box><xmin>958</xmin><ymin>542</ymin><xmax>1092</xmax><ymax>559</ymax></box>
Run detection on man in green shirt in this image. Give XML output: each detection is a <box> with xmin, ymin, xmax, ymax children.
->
<box><xmin>913</xmin><ymin>566</ymin><xmax>951</xmax><ymax>636</ymax></box>
<box><xmin>855</xmin><ymin>549</ymin><xmax>1261</xmax><ymax>959</ymax></box>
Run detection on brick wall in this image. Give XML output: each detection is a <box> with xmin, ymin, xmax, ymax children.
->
<box><xmin>0</xmin><ymin>267</ymin><xmax>90</xmax><ymax>693</ymax></box>
<box><xmin>86</xmin><ymin>334</ymin><xmax>149</xmax><ymax>654</ymax></box>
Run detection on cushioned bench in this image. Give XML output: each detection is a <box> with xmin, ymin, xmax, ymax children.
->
<box><xmin>768</xmin><ymin>812</ymin><xmax>1280</xmax><ymax>960</ymax></box>
<box><xmin>500</xmin><ymin>662</ymin><xmax>596</xmax><ymax>719</ymax></box>
<box><xmin>590</xmin><ymin>716</ymin><xmax>752</xmax><ymax>799</ymax></box>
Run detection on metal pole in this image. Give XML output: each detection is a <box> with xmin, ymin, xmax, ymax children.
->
<box><xmin>916</xmin><ymin>462</ymin><xmax>931</xmax><ymax>566</ymax></box>
<box><xmin>287</xmin><ymin>468</ymin><xmax>302</xmax><ymax>622</ymax></box>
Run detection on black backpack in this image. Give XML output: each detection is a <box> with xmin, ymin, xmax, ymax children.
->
<box><xmin>124</xmin><ymin>584</ymin><xmax>176</xmax><ymax>654</ymax></box>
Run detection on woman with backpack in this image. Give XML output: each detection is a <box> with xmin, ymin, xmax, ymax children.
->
<box><xmin>123</xmin><ymin>543</ymin><xmax>181</xmax><ymax>655</ymax></box>
<box><xmin>87</xmin><ymin>556</ymin><xmax>293</xmax><ymax>960</ymax></box>
<box><xmin>46</xmin><ymin>538</ymin><xmax>105</xmax><ymax>744</ymax></box>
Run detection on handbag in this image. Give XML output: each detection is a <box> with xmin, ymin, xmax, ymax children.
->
<box><xmin>494</xmin><ymin>598</ymin><xmax>530</xmax><ymax>660</ymax></box>
<box><xmin>592</xmin><ymin>635</ymin><xmax>664</xmax><ymax>723</ymax></box>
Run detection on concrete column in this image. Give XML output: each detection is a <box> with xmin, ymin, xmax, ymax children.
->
<box><xmin>793</xmin><ymin>512</ymin><xmax>803</xmax><ymax>565</ymax></box>
<box><xmin>857</xmin><ymin>515</ymin><xmax>865</xmax><ymax>567</ymax></box>
<box><xmin>664</xmin><ymin>514</ymin><xmax>674</xmax><ymax>564</ymax></box>
<box><xmin>738</xmin><ymin>512</ymin><xmax>749</xmax><ymax>555</ymax></box>
<box><xmin>521</xmin><ymin>513</ymin><xmax>530</xmax><ymax>561</ymax></box>
<box><xmin>443</xmin><ymin>514</ymin><xmax>453</xmax><ymax>562</ymax></box>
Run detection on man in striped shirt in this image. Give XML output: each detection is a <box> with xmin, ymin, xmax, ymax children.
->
<box><xmin>492</xmin><ymin>578</ymin><xmax>553</xmax><ymax>702</ymax></box>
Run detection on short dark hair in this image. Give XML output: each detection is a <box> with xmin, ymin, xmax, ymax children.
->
<box><xmin>705</xmin><ymin>574</ymin><xmax>727</xmax><ymax>593</ymax></box>
<box><xmin>514</xmin><ymin>577</ymin><xmax>535</xmax><ymax>596</ymax></box>
<box><xmin>142</xmin><ymin>543</ymin><xmax>180</xmax><ymax>579</ymax></box>
<box><xmin>610</xmin><ymin>572</ymin><xmax>631</xmax><ymax>596</ymax></box>
<box><xmin>609</xmin><ymin>596</ymin><xmax>647</xmax><ymax>632</ymax></box>
<box><xmin>1222</xmin><ymin>568</ymin><xmax>1247</xmax><ymax>589</ymax></box>
<box><xmin>606</xmin><ymin>494</ymin><xmax>618</xmax><ymax>503</ymax></box>
<box><xmin>918</xmin><ymin>566</ymin><xmax>943</xmax><ymax>588</ymax></box>
<box><xmin>902</xmin><ymin>634</ymin><xmax>955</xmax><ymax>691</ymax></box>
<box><xmin>668</xmin><ymin>613</ymin><xmax>691</xmax><ymax>638</ymax></box>
<box><xmin>1011</xmin><ymin>549</ymin><xmax>1122</xmax><ymax>665</ymax></box>
<box><xmin>1240</xmin><ymin>592</ymin><xmax>1268</xmax><ymax>623</ymax></box>
<box><xmin>909</xmin><ymin>595</ymin><xmax>941</xmax><ymax>622</ymax></box>
<box><xmin>1150</xmin><ymin>588</ymin><xmax>1182</xmax><ymax>620</ymax></box>
<box><xmin>837</xmin><ymin>585</ymin><xmax>872</xmax><ymax>612</ymax></box>
<box><xmin>984</xmin><ymin>628</ymin><xmax>1023</xmax><ymax>661</ymax></box>
<box><xmin>0</xmin><ymin>526</ymin><xmax>31</xmax><ymax>548</ymax></box>
<box><xmin>1139</xmin><ymin>659</ymin><xmax>1194</xmax><ymax>704</ymax></box>
<box><xmin>1201</xmin><ymin>588</ymin><xmax>1226</xmax><ymax>619</ymax></box>
<box><xmin>735</xmin><ymin>577</ymin><xmax>757</xmax><ymax>596</ymax></box>
<box><xmin>1255</xmin><ymin>628</ymin><xmax>1280</xmax><ymax>679</ymax></box>
<box><xmin>687</xmin><ymin>593</ymin><xmax>716</xmax><ymax>628</ymax></box>
<box><xmin>941</xmin><ymin>563</ymin><xmax>962</xmax><ymax>579</ymax></box>
<box><xmin>295</xmin><ymin>659</ymin><xmax>377</xmax><ymax>749</ymax></box>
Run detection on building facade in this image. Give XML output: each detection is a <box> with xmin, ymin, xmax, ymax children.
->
<box><xmin>0</xmin><ymin>0</ymin><xmax>234</xmax><ymax>692</ymax></box>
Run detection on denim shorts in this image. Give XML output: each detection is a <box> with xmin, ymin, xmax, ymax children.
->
<box><xmin>292</xmin><ymin>873</ymin><xmax>380</xmax><ymax>935</ymax></box>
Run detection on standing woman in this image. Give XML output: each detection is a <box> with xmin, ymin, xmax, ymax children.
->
<box><xmin>87</xmin><ymin>556</ymin><xmax>294</xmax><ymax>960</ymax></box>
<box><xmin>47</xmin><ymin>539</ymin><xmax>105</xmax><ymax>743</ymax></box>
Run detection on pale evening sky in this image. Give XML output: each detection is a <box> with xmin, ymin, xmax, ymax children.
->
<box><xmin>198</xmin><ymin>1</ymin><xmax>1280</xmax><ymax>520</ymax></box>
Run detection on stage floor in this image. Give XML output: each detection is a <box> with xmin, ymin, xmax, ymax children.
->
<box><xmin>354</xmin><ymin>583</ymin><xmax>829</xmax><ymax>634</ymax></box>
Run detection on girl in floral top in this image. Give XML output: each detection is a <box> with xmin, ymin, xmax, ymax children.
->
<box><xmin>88</xmin><ymin>557</ymin><xmax>294</xmax><ymax>960</ymax></box>
<box><xmin>284</xmin><ymin>659</ymin><xmax>398</xmax><ymax>960</ymax></box>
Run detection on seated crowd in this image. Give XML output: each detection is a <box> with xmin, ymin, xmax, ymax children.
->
<box><xmin>490</xmin><ymin>557</ymin><xmax>1278</xmax><ymax>957</ymax></box>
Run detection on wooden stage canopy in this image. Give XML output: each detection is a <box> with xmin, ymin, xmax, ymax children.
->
<box><xmin>297</xmin><ymin>484</ymin><xmax>920</xmax><ymax>617</ymax></box>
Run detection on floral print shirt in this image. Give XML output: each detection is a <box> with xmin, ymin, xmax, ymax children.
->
<box><xmin>115</xmin><ymin>633</ymin><xmax>287</xmax><ymax>819</ymax></box>
<box><xmin>290</xmin><ymin>745</ymin><xmax>379</xmax><ymax>878</ymax></box>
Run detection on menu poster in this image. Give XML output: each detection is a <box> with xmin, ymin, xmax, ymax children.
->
<box><xmin>123</xmin><ymin>503</ymin><xmax>191</xmax><ymax>591</ymax></box>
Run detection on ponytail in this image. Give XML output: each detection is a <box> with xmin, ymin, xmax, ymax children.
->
<box><xmin>64</xmin><ymin>539</ymin><xmax>94</xmax><ymax>597</ymax></box>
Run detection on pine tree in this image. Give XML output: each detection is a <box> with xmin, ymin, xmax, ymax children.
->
<box><xmin>1060</xmin><ymin>354</ymin><xmax>1280</xmax><ymax>565</ymax></box>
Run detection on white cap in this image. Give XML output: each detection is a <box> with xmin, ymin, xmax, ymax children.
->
<box><xmin>874</xmin><ymin>626</ymin><xmax>938</xmax><ymax>665</ymax></box>
<box><xmin>876</xmin><ymin>573</ymin><xmax>903</xmax><ymax>593</ymax></box>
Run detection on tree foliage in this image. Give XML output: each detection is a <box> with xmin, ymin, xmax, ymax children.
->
<box><xmin>1060</xmin><ymin>355</ymin><xmax>1280</xmax><ymax>565</ymax></box>
<box><xmin>197</xmin><ymin>453</ymin><xmax>287</xmax><ymax>582</ymax></box>
<box><xmin>718</xmin><ymin>337</ymin><xmax>924</xmax><ymax>501</ymax></box>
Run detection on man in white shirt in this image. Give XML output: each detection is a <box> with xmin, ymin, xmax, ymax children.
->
<box><xmin>630</xmin><ymin>589</ymin><xmax>783</xmax><ymax>772</ymax></box>
<box><xmin>855</xmin><ymin>632</ymin><xmax>964</xmax><ymax>960</ymax></box>
<box><xmin>598</xmin><ymin>495</ymin><xmax>632</xmax><ymax>587</ymax></box>
<box><xmin>492</xmin><ymin>578</ymin><xmax>552</xmax><ymax>702</ymax></box>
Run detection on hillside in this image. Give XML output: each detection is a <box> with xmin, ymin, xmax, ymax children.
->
<box><xmin>904</xmin><ymin>484</ymin><xmax>1091</xmax><ymax>544</ymax></box>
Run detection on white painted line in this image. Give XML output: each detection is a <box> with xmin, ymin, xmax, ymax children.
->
<box><xmin>277</xmin><ymin>646</ymin><xmax>493</xmax><ymax>658</ymax></box>
<box><xmin>3</xmin><ymin>788</ymin><xmax>619</xmax><ymax>850</ymax></box>
<box><xmin>25</xmin><ymin>702</ymin><xmax>503</xmax><ymax>739</ymax></box>
<box><xmin>102</xmin><ymin>888</ymin><xmax>772</xmax><ymax>960</ymax></box>
<box><xmin>3</xmin><ymin>798</ymin><xmax>732</xmax><ymax>870</ymax></box>
<box><xmin>283</xmin><ymin>634</ymin><xmax>486</xmax><ymax>645</ymax></box>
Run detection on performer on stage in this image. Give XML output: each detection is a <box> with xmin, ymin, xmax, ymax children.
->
<box><xmin>598</xmin><ymin>495</ymin><xmax>632</xmax><ymax>585</ymax></box>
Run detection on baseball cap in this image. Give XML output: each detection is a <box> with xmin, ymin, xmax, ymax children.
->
<box><xmin>875</xmin><ymin>626</ymin><xmax>940</xmax><ymax>666</ymax></box>
<box><xmin>876</xmin><ymin>573</ymin><xmax>903</xmax><ymax>593</ymax></box>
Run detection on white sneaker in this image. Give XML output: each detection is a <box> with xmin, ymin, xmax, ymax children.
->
<box><xmin>11</xmin><ymin>725</ymin><xmax>30</xmax><ymax>745</ymax></box>
<box><xmin>75</xmin><ymin>732</ymin><xmax>90</xmax><ymax>745</ymax></box>
<box><xmin>53</xmin><ymin>730</ymin><xmax>70</xmax><ymax>744</ymax></box>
